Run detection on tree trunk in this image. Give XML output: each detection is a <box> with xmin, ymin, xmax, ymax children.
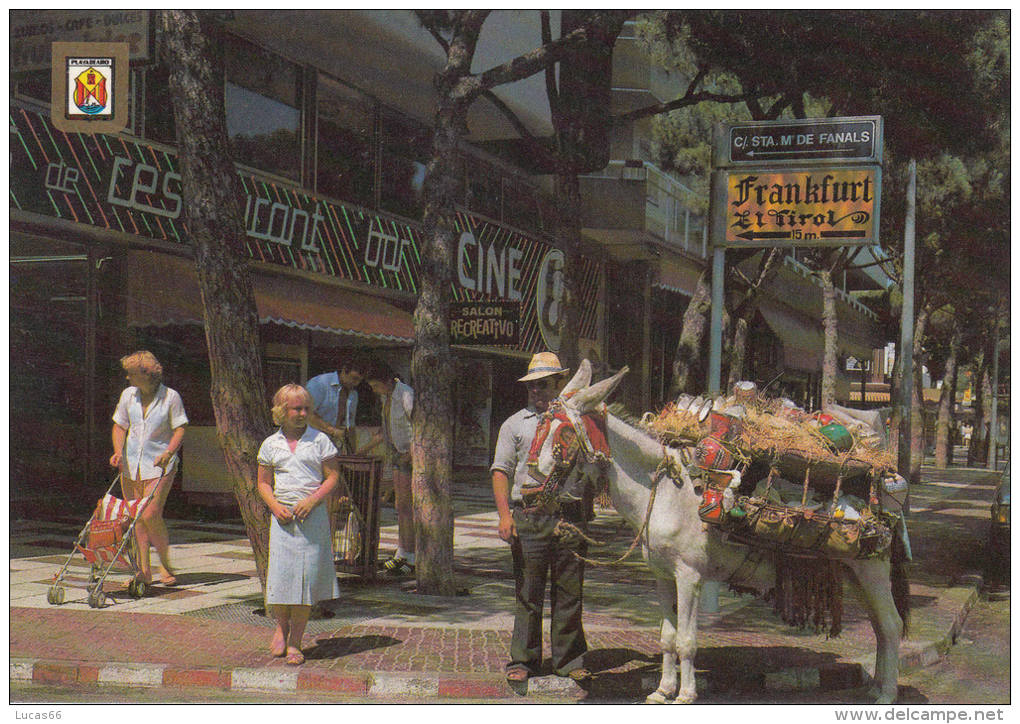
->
<box><xmin>555</xmin><ymin>173</ymin><xmax>582</xmax><ymax>371</ymax></box>
<box><xmin>726</xmin><ymin>315</ymin><xmax>749</xmax><ymax>390</ymax></box>
<box><xmin>968</xmin><ymin>353</ymin><xmax>991</xmax><ymax>466</ymax></box>
<box><xmin>159</xmin><ymin>10</ymin><xmax>272</xmax><ymax>585</ymax></box>
<box><xmin>726</xmin><ymin>248</ymin><xmax>782</xmax><ymax>391</ymax></box>
<box><xmin>670</xmin><ymin>269</ymin><xmax>712</xmax><ymax>396</ymax></box>
<box><xmin>934</xmin><ymin>325</ymin><xmax>962</xmax><ymax>467</ymax></box>
<box><xmin>908</xmin><ymin>305</ymin><xmax>930</xmax><ymax>485</ymax></box>
<box><xmin>410</xmin><ymin>20</ymin><xmax>489</xmax><ymax>597</ymax></box>
<box><xmin>819</xmin><ymin>269</ymin><xmax>839</xmax><ymax>409</ymax></box>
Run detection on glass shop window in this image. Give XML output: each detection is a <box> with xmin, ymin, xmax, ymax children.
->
<box><xmin>224</xmin><ymin>35</ymin><xmax>301</xmax><ymax>181</ymax></box>
<box><xmin>317</xmin><ymin>76</ymin><xmax>376</xmax><ymax>208</ymax></box>
<box><xmin>379</xmin><ymin>108</ymin><xmax>431</xmax><ymax>220</ymax></box>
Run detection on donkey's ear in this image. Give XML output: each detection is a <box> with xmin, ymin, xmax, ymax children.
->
<box><xmin>561</xmin><ymin>359</ymin><xmax>592</xmax><ymax>397</ymax></box>
<box><xmin>567</xmin><ymin>366</ymin><xmax>629</xmax><ymax>413</ymax></box>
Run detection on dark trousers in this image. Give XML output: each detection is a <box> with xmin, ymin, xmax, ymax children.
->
<box><xmin>508</xmin><ymin>506</ymin><xmax>588</xmax><ymax>676</ymax></box>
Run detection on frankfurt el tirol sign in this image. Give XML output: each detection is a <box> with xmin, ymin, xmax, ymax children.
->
<box><xmin>711</xmin><ymin>116</ymin><xmax>882</xmax><ymax>248</ymax></box>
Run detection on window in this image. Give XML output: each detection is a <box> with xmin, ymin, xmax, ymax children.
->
<box><xmin>11</xmin><ymin>69</ymin><xmax>50</xmax><ymax>106</ymax></box>
<box><xmin>224</xmin><ymin>36</ymin><xmax>301</xmax><ymax>180</ymax></box>
<box><xmin>379</xmin><ymin>108</ymin><xmax>431</xmax><ymax>219</ymax></box>
<box><xmin>317</xmin><ymin>77</ymin><xmax>376</xmax><ymax>208</ymax></box>
<box><xmin>142</xmin><ymin>65</ymin><xmax>176</xmax><ymax>144</ymax></box>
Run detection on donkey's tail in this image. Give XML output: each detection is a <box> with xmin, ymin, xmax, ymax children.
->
<box><xmin>891</xmin><ymin>531</ymin><xmax>910</xmax><ymax>638</ymax></box>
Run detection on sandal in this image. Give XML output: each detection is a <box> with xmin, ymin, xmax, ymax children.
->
<box><xmin>158</xmin><ymin>565</ymin><xmax>178</xmax><ymax>586</ymax></box>
<box><xmin>567</xmin><ymin>668</ymin><xmax>592</xmax><ymax>683</ymax></box>
<box><xmin>505</xmin><ymin>668</ymin><xmax>529</xmax><ymax>683</ymax></box>
<box><xmin>285</xmin><ymin>648</ymin><xmax>305</xmax><ymax>666</ymax></box>
<box><xmin>383</xmin><ymin>556</ymin><xmax>414</xmax><ymax>575</ymax></box>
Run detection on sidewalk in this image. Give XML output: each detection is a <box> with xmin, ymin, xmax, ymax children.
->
<box><xmin>10</xmin><ymin>458</ymin><xmax>1004</xmax><ymax>702</ymax></box>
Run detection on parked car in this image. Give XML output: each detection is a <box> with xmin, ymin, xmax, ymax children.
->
<box><xmin>987</xmin><ymin>462</ymin><xmax>1010</xmax><ymax>594</ymax></box>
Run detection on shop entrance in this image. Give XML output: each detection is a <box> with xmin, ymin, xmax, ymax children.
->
<box><xmin>11</xmin><ymin>241</ymin><xmax>95</xmax><ymax>518</ymax></box>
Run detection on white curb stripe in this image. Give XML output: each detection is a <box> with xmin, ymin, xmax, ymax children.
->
<box><xmin>525</xmin><ymin>676</ymin><xmax>578</xmax><ymax>695</ymax></box>
<box><xmin>230</xmin><ymin>667</ymin><xmax>299</xmax><ymax>691</ymax></box>
<box><xmin>368</xmin><ymin>673</ymin><xmax>439</xmax><ymax>698</ymax></box>
<box><xmin>98</xmin><ymin>663</ymin><xmax>164</xmax><ymax>687</ymax></box>
<box><xmin>11</xmin><ymin>661</ymin><xmax>35</xmax><ymax>681</ymax></box>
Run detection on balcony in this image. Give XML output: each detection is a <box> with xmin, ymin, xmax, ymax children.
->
<box><xmin>580</xmin><ymin>160</ymin><xmax>708</xmax><ymax>261</ymax></box>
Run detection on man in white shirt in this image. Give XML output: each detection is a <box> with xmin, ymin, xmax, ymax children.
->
<box><xmin>358</xmin><ymin>360</ymin><xmax>415</xmax><ymax>575</ymax></box>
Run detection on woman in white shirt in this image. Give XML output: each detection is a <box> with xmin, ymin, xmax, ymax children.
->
<box><xmin>110</xmin><ymin>350</ymin><xmax>188</xmax><ymax>588</ymax></box>
<box><xmin>257</xmin><ymin>384</ymin><xmax>340</xmax><ymax>665</ymax></box>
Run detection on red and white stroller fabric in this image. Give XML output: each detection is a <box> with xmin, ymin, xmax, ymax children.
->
<box><xmin>77</xmin><ymin>494</ymin><xmax>152</xmax><ymax>567</ymax></box>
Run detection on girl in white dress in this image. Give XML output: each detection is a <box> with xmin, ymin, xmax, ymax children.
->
<box><xmin>110</xmin><ymin>350</ymin><xmax>188</xmax><ymax>587</ymax></box>
<box><xmin>257</xmin><ymin>384</ymin><xmax>340</xmax><ymax>665</ymax></box>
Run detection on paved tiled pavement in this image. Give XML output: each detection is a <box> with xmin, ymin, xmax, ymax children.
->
<box><xmin>10</xmin><ymin>461</ymin><xmax>1004</xmax><ymax>702</ymax></box>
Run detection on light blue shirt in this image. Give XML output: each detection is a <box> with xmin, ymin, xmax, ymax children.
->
<box><xmin>305</xmin><ymin>371</ymin><xmax>358</xmax><ymax>428</ymax></box>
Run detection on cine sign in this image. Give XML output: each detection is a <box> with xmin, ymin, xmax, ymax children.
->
<box><xmin>719</xmin><ymin>167</ymin><xmax>880</xmax><ymax>247</ymax></box>
<box><xmin>450</xmin><ymin>301</ymin><xmax>520</xmax><ymax>347</ymax></box>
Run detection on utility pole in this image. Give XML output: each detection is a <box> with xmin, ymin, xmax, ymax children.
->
<box><xmin>897</xmin><ymin>160</ymin><xmax>916</xmax><ymax>483</ymax></box>
<box><xmin>708</xmin><ymin>245</ymin><xmax>725</xmax><ymax>397</ymax></box>
<box><xmin>988</xmin><ymin>320</ymin><xmax>1000</xmax><ymax>470</ymax></box>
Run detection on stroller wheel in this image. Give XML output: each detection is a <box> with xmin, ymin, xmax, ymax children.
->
<box><xmin>47</xmin><ymin>586</ymin><xmax>64</xmax><ymax>605</ymax></box>
<box><xmin>88</xmin><ymin>590</ymin><xmax>107</xmax><ymax>608</ymax></box>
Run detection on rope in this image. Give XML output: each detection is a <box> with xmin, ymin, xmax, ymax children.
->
<box><xmin>564</xmin><ymin>448</ymin><xmax>672</xmax><ymax>566</ymax></box>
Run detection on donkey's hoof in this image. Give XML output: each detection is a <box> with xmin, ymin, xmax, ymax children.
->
<box><xmin>645</xmin><ymin>688</ymin><xmax>673</xmax><ymax>704</ymax></box>
<box><xmin>671</xmin><ymin>690</ymin><xmax>697</xmax><ymax>704</ymax></box>
<box><xmin>870</xmin><ymin>688</ymin><xmax>897</xmax><ymax>704</ymax></box>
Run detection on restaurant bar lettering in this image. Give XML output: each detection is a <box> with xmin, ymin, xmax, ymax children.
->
<box><xmin>11</xmin><ymin>105</ymin><xmax>600</xmax><ymax>350</ymax></box>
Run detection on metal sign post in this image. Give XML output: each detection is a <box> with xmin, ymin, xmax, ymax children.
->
<box><xmin>708</xmin><ymin>116</ymin><xmax>884</xmax><ymax>390</ymax></box>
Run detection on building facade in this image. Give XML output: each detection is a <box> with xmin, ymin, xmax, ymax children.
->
<box><xmin>10</xmin><ymin>10</ymin><xmax>888</xmax><ymax>516</ymax></box>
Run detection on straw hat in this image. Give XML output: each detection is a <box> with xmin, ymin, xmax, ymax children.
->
<box><xmin>518</xmin><ymin>352</ymin><xmax>569</xmax><ymax>382</ymax></box>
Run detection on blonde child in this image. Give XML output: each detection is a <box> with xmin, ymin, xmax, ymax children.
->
<box><xmin>257</xmin><ymin>384</ymin><xmax>340</xmax><ymax>664</ymax></box>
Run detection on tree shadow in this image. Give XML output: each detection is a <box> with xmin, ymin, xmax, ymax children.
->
<box><xmin>304</xmin><ymin>634</ymin><xmax>401</xmax><ymax>660</ymax></box>
<box><xmin>170</xmin><ymin>572</ymin><xmax>250</xmax><ymax>586</ymax></box>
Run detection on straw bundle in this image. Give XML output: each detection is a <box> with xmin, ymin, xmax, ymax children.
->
<box><xmin>647</xmin><ymin>396</ymin><xmax>895</xmax><ymax>476</ymax></box>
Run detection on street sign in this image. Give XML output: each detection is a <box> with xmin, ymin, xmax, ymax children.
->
<box><xmin>725</xmin><ymin>117</ymin><xmax>881</xmax><ymax>165</ymax></box>
<box><xmin>714</xmin><ymin>165</ymin><xmax>881</xmax><ymax>247</ymax></box>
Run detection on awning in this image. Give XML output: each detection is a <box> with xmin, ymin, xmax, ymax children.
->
<box><xmin>126</xmin><ymin>250</ymin><xmax>414</xmax><ymax>343</ymax></box>
<box><xmin>653</xmin><ymin>259</ymin><xmax>702</xmax><ymax>297</ymax></box>
<box><xmin>759</xmin><ymin>304</ymin><xmax>824</xmax><ymax>372</ymax></box>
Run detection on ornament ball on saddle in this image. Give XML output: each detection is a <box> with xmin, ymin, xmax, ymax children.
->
<box><xmin>648</xmin><ymin>381</ymin><xmax>910</xmax><ymax>562</ymax></box>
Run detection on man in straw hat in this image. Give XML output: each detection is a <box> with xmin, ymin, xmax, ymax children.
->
<box><xmin>491</xmin><ymin>352</ymin><xmax>591</xmax><ymax>687</ymax></box>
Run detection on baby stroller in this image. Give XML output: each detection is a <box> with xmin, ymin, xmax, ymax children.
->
<box><xmin>48</xmin><ymin>473</ymin><xmax>154</xmax><ymax>608</ymax></box>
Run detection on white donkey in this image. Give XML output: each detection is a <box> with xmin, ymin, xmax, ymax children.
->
<box><xmin>537</xmin><ymin>361</ymin><xmax>907</xmax><ymax>704</ymax></box>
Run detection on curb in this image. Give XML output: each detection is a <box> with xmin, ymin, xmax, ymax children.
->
<box><xmin>11</xmin><ymin>657</ymin><xmax>862</xmax><ymax>700</ymax></box>
<box><xmin>898</xmin><ymin>577</ymin><xmax>982</xmax><ymax>672</ymax></box>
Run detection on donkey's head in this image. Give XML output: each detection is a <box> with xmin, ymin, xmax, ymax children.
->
<box><xmin>524</xmin><ymin>360</ymin><xmax>629</xmax><ymax>491</ymax></box>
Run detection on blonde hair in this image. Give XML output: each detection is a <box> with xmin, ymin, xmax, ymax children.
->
<box><xmin>271</xmin><ymin>384</ymin><xmax>313</xmax><ymax>425</ymax></box>
<box><xmin>120</xmin><ymin>350</ymin><xmax>163</xmax><ymax>385</ymax></box>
